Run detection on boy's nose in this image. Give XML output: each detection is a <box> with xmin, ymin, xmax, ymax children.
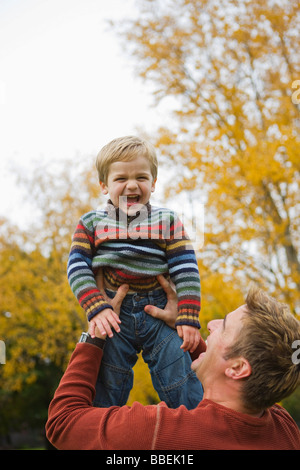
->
<box><xmin>126</xmin><ymin>179</ymin><xmax>138</xmax><ymax>190</ymax></box>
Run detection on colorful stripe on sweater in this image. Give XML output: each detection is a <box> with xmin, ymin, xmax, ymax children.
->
<box><xmin>67</xmin><ymin>203</ymin><xmax>201</xmax><ymax>328</ymax></box>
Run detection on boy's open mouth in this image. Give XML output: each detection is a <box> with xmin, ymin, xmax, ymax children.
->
<box><xmin>125</xmin><ymin>195</ymin><xmax>140</xmax><ymax>204</ymax></box>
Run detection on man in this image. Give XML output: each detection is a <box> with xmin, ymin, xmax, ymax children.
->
<box><xmin>46</xmin><ymin>276</ymin><xmax>300</xmax><ymax>450</ymax></box>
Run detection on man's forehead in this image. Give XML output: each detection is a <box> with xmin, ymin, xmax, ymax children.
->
<box><xmin>226</xmin><ymin>305</ymin><xmax>247</xmax><ymax>328</ymax></box>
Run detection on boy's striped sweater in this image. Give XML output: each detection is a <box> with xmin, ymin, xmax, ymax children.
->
<box><xmin>67</xmin><ymin>202</ymin><xmax>201</xmax><ymax>328</ymax></box>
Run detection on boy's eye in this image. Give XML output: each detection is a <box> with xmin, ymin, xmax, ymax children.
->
<box><xmin>114</xmin><ymin>176</ymin><xmax>149</xmax><ymax>182</ymax></box>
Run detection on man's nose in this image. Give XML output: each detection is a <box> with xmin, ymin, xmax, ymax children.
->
<box><xmin>207</xmin><ymin>319</ymin><xmax>223</xmax><ymax>333</ymax></box>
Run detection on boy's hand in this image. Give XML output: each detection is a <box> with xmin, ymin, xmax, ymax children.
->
<box><xmin>177</xmin><ymin>325</ymin><xmax>201</xmax><ymax>353</ymax></box>
<box><xmin>89</xmin><ymin>308</ymin><xmax>121</xmax><ymax>339</ymax></box>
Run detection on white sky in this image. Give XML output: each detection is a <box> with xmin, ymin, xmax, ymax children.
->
<box><xmin>0</xmin><ymin>0</ymin><xmax>165</xmax><ymax>225</ymax></box>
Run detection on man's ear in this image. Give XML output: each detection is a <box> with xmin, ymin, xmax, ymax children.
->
<box><xmin>225</xmin><ymin>357</ymin><xmax>251</xmax><ymax>380</ymax></box>
<box><xmin>99</xmin><ymin>181</ymin><xmax>108</xmax><ymax>195</ymax></box>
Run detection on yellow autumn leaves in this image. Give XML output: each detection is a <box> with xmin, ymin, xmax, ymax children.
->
<box><xmin>1</xmin><ymin>0</ymin><xmax>300</xmax><ymax>412</ymax></box>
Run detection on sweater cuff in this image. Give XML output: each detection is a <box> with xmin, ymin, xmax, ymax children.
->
<box><xmin>175</xmin><ymin>309</ymin><xmax>201</xmax><ymax>329</ymax></box>
<box><xmin>87</xmin><ymin>302</ymin><xmax>113</xmax><ymax>321</ymax></box>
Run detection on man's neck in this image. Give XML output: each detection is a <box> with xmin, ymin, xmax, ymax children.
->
<box><xmin>203</xmin><ymin>387</ymin><xmax>264</xmax><ymax>418</ymax></box>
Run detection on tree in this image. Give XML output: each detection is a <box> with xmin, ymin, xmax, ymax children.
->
<box><xmin>0</xmin><ymin>156</ymin><xmax>166</xmax><ymax>441</ymax></box>
<box><xmin>116</xmin><ymin>0</ymin><xmax>300</xmax><ymax>313</ymax></box>
<box><xmin>0</xmin><ymin>155</ymin><xmax>101</xmax><ymax>393</ymax></box>
<box><xmin>0</xmin><ymin>156</ymin><xmax>98</xmax><ymax>443</ymax></box>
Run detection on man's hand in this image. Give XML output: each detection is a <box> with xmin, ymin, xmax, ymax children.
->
<box><xmin>88</xmin><ymin>270</ymin><xmax>129</xmax><ymax>339</ymax></box>
<box><xmin>145</xmin><ymin>275</ymin><xmax>201</xmax><ymax>352</ymax></box>
<box><xmin>144</xmin><ymin>275</ymin><xmax>178</xmax><ymax>329</ymax></box>
<box><xmin>95</xmin><ymin>269</ymin><xmax>129</xmax><ymax>315</ymax></box>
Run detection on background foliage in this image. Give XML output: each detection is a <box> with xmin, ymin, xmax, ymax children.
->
<box><xmin>1</xmin><ymin>0</ymin><xmax>300</xmax><ymax>447</ymax></box>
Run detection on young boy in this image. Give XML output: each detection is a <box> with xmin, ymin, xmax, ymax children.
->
<box><xmin>67</xmin><ymin>136</ymin><xmax>203</xmax><ymax>409</ymax></box>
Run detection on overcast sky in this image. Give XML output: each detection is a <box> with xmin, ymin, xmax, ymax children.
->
<box><xmin>0</xmin><ymin>0</ymin><xmax>164</xmax><ymax>225</ymax></box>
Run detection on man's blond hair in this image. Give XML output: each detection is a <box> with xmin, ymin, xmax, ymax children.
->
<box><xmin>95</xmin><ymin>136</ymin><xmax>158</xmax><ymax>184</ymax></box>
<box><xmin>225</xmin><ymin>286</ymin><xmax>300</xmax><ymax>412</ymax></box>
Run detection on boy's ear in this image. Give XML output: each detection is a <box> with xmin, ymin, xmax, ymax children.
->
<box><xmin>151</xmin><ymin>178</ymin><xmax>157</xmax><ymax>193</ymax></box>
<box><xmin>99</xmin><ymin>181</ymin><xmax>108</xmax><ymax>195</ymax></box>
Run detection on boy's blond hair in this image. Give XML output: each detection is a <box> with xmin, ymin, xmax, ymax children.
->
<box><xmin>95</xmin><ymin>136</ymin><xmax>158</xmax><ymax>183</ymax></box>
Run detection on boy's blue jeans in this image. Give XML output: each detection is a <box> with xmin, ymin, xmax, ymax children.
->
<box><xmin>94</xmin><ymin>288</ymin><xmax>203</xmax><ymax>410</ymax></box>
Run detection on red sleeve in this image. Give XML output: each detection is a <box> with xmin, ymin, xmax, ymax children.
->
<box><xmin>46</xmin><ymin>343</ymin><xmax>159</xmax><ymax>450</ymax></box>
<box><xmin>190</xmin><ymin>335</ymin><xmax>206</xmax><ymax>361</ymax></box>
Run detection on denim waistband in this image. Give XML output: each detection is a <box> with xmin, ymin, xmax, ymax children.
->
<box><xmin>105</xmin><ymin>287</ymin><xmax>166</xmax><ymax>306</ymax></box>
